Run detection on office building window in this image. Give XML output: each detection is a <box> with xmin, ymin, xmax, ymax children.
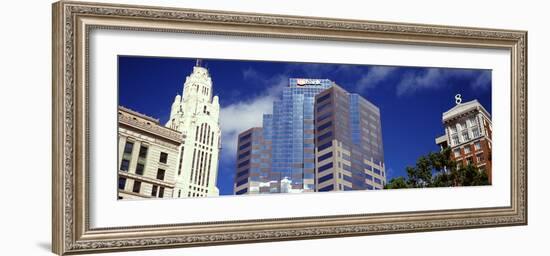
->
<box><xmin>159</xmin><ymin>187</ymin><xmax>165</xmax><ymax>198</ymax></box>
<box><xmin>472</xmin><ymin>127</ymin><xmax>481</xmax><ymax>138</ymax></box>
<box><xmin>239</xmin><ymin>142</ymin><xmax>251</xmax><ymax>150</ymax></box>
<box><xmin>451</xmin><ymin>135</ymin><xmax>459</xmax><ymax>145</ymax></box>
<box><xmin>318</xmin><ymin>162</ymin><xmax>333</xmax><ymax>173</ymax></box>
<box><xmin>476</xmin><ymin>153</ymin><xmax>485</xmax><ymax>163</ymax></box>
<box><xmin>317</xmin><ymin>121</ymin><xmax>332</xmax><ymax>132</ymax></box>
<box><xmin>236</xmin><ymin>188</ymin><xmax>248</xmax><ymax>195</ymax></box>
<box><xmin>318</xmin><ymin>173</ymin><xmax>333</xmax><ymax>183</ymax></box>
<box><xmin>461</xmin><ymin>131</ymin><xmax>470</xmax><ymax>142</ymax></box>
<box><xmin>453</xmin><ymin>148</ymin><xmax>461</xmax><ymax>158</ymax></box>
<box><xmin>123</xmin><ymin>141</ymin><xmax>134</xmax><ymax>154</ymax></box>
<box><xmin>240</xmin><ymin>133</ymin><xmax>252</xmax><ymax>141</ymax></box>
<box><xmin>238</xmin><ymin>151</ymin><xmax>251</xmax><ymax>159</ymax></box>
<box><xmin>138</xmin><ymin>145</ymin><xmax>148</xmax><ymax>159</ymax></box>
<box><xmin>120</xmin><ymin>159</ymin><xmax>130</xmax><ymax>171</ymax></box>
<box><xmin>474</xmin><ymin>141</ymin><xmax>482</xmax><ymax>150</ymax></box>
<box><xmin>319</xmin><ymin>184</ymin><xmax>334</xmax><ymax>192</ymax></box>
<box><xmin>464</xmin><ymin>145</ymin><xmax>471</xmax><ymax>154</ymax></box>
<box><xmin>132</xmin><ymin>181</ymin><xmax>141</xmax><ymax>193</ymax></box>
<box><xmin>316</xmin><ymin>93</ymin><xmax>331</xmax><ymax>104</ymax></box>
<box><xmin>118</xmin><ymin>177</ymin><xmax>126</xmax><ymax>190</ymax></box>
<box><xmin>238</xmin><ymin>160</ymin><xmax>250</xmax><ymax>168</ymax></box>
<box><xmin>318</xmin><ymin>141</ymin><xmax>332</xmax><ymax>151</ymax></box>
<box><xmin>151</xmin><ymin>185</ymin><xmax>158</xmax><ymax>197</ymax></box>
<box><xmin>157</xmin><ymin>169</ymin><xmax>165</xmax><ymax>180</ymax></box>
<box><xmin>318</xmin><ymin>131</ymin><xmax>333</xmax><ymax>141</ymax></box>
<box><xmin>159</xmin><ymin>152</ymin><xmax>168</xmax><ymax>163</ymax></box>
<box><xmin>135</xmin><ymin>163</ymin><xmax>145</xmax><ymax>175</ymax></box>
<box><xmin>450</xmin><ymin>126</ymin><xmax>457</xmax><ymax>134</ymax></box>
<box><xmin>317</xmin><ymin>152</ymin><xmax>333</xmax><ymax>162</ymax></box>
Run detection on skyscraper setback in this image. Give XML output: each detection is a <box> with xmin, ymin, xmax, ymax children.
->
<box><xmin>234</xmin><ymin>78</ymin><xmax>385</xmax><ymax>195</ymax></box>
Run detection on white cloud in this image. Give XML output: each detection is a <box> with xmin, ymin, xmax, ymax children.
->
<box><xmin>356</xmin><ymin>66</ymin><xmax>398</xmax><ymax>92</ymax></box>
<box><xmin>219</xmin><ymin>69</ymin><xmax>288</xmax><ymax>158</ymax></box>
<box><xmin>471</xmin><ymin>70</ymin><xmax>491</xmax><ymax>90</ymax></box>
<box><xmin>396</xmin><ymin>68</ymin><xmax>491</xmax><ymax>97</ymax></box>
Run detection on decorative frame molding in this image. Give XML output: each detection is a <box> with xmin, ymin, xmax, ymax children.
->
<box><xmin>52</xmin><ymin>1</ymin><xmax>527</xmax><ymax>255</ymax></box>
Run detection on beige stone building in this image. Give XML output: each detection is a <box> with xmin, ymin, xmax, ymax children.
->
<box><xmin>117</xmin><ymin>106</ymin><xmax>183</xmax><ymax>200</ymax></box>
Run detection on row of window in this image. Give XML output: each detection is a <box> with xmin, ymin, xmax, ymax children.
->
<box><xmin>118</xmin><ymin>177</ymin><xmax>166</xmax><ymax>198</ymax></box>
<box><xmin>453</xmin><ymin>141</ymin><xmax>482</xmax><ymax>157</ymax></box>
<box><xmin>122</xmin><ymin>141</ymin><xmax>170</xmax><ymax>165</ymax></box>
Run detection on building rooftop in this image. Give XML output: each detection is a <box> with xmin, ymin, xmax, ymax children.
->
<box><xmin>442</xmin><ymin>99</ymin><xmax>491</xmax><ymax>123</ymax></box>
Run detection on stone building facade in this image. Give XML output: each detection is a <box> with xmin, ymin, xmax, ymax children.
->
<box><xmin>117</xmin><ymin>106</ymin><xmax>182</xmax><ymax>200</ymax></box>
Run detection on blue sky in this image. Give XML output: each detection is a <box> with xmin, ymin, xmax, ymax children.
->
<box><xmin>118</xmin><ymin>56</ymin><xmax>492</xmax><ymax>196</ymax></box>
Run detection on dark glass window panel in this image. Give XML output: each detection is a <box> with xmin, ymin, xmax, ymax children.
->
<box><xmin>319</xmin><ymin>184</ymin><xmax>334</xmax><ymax>192</ymax></box>
<box><xmin>138</xmin><ymin>145</ymin><xmax>148</xmax><ymax>158</ymax></box>
<box><xmin>239</xmin><ymin>142</ymin><xmax>252</xmax><ymax>150</ymax></box>
<box><xmin>120</xmin><ymin>159</ymin><xmax>130</xmax><ymax>171</ymax></box>
<box><xmin>240</xmin><ymin>133</ymin><xmax>252</xmax><ymax>141</ymax></box>
<box><xmin>238</xmin><ymin>151</ymin><xmax>251</xmax><ymax>159</ymax></box>
<box><xmin>236</xmin><ymin>178</ymin><xmax>248</xmax><ymax>187</ymax></box>
<box><xmin>124</xmin><ymin>141</ymin><xmax>134</xmax><ymax>154</ymax></box>
<box><xmin>317</xmin><ymin>152</ymin><xmax>333</xmax><ymax>162</ymax></box>
<box><xmin>317</xmin><ymin>121</ymin><xmax>332</xmax><ymax>132</ymax></box>
<box><xmin>118</xmin><ymin>177</ymin><xmax>126</xmax><ymax>190</ymax></box>
<box><xmin>238</xmin><ymin>160</ymin><xmax>250</xmax><ymax>168</ymax></box>
<box><xmin>236</xmin><ymin>188</ymin><xmax>248</xmax><ymax>195</ymax></box>
<box><xmin>151</xmin><ymin>185</ymin><xmax>158</xmax><ymax>197</ymax></box>
<box><xmin>316</xmin><ymin>93</ymin><xmax>331</xmax><ymax>104</ymax></box>
<box><xmin>132</xmin><ymin>181</ymin><xmax>141</xmax><ymax>193</ymax></box>
<box><xmin>157</xmin><ymin>169</ymin><xmax>165</xmax><ymax>180</ymax></box>
<box><xmin>317</xmin><ymin>131</ymin><xmax>333</xmax><ymax>142</ymax></box>
<box><xmin>318</xmin><ymin>173</ymin><xmax>333</xmax><ymax>183</ymax></box>
<box><xmin>317</xmin><ymin>141</ymin><xmax>333</xmax><ymax>151</ymax></box>
<box><xmin>159</xmin><ymin>152</ymin><xmax>168</xmax><ymax>163</ymax></box>
<box><xmin>318</xmin><ymin>162</ymin><xmax>333</xmax><ymax>173</ymax></box>
<box><xmin>135</xmin><ymin>163</ymin><xmax>144</xmax><ymax>175</ymax></box>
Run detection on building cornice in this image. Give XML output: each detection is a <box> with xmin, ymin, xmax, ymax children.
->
<box><xmin>118</xmin><ymin>108</ymin><xmax>183</xmax><ymax>144</ymax></box>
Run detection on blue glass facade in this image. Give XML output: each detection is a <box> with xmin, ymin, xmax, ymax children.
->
<box><xmin>235</xmin><ymin>78</ymin><xmax>333</xmax><ymax>194</ymax></box>
<box><xmin>235</xmin><ymin>79</ymin><xmax>385</xmax><ymax>195</ymax></box>
<box><xmin>266</xmin><ymin>79</ymin><xmax>333</xmax><ymax>192</ymax></box>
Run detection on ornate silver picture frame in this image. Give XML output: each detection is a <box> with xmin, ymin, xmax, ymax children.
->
<box><xmin>52</xmin><ymin>1</ymin><xmax>527</xmax><ymax>255</ymax></box>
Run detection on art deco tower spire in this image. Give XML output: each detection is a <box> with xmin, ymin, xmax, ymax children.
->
<box><xmin>166</xmin><ymin>60</ymin><xmax>221</xmax><ymax>198</ymax></box>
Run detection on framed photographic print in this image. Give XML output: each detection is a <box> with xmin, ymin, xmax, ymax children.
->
<box><xmin>52</xmin><ymin>1</ymin><xmax>527</xmax><ymax>255</ymax></box>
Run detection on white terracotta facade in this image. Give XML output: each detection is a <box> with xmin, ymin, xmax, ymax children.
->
<box><xmin>166</xmin><ymin>62</ymin><xmax>221</xmax><ymax>197</ymax></box>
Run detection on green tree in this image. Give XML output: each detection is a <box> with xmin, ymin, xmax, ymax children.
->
<box><xmin>385</xmin><ymin>177</ymin><xmax>409</xmax><ymax>189</ymax></box>
<box><xmin>386</xmin><ymin>147</ymin><xmax>489</xmax><ymax>189</ymax></box>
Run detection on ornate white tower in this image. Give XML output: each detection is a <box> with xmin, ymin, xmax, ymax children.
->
<box><xmin>166</xmin><ymin>60</ymin><xmax>221</xmax><ymax>197</ymax></box>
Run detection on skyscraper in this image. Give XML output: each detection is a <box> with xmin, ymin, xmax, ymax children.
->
<box><xmin>166</xmin><ymin>60</ymin><xmax>221</xmax><ymax>197</ymax></box>
<box><xmin>435</xmin><ymin>99</ymin><xmax>493</xmax><ymax>182</ymax></box>
<box><xmin>234</xmin><ymin>78</ymin><xmax>385</xmax><ymax>194</ymax></box>
<box><xmin>234</xmin><ymin>78</ymin><xmax>333</xmax><ymax>195</ymax></box>
<box><xmin>313</xmin><ymin>85</ymin><xmax>386</xmax><ymax>192</ymax></box>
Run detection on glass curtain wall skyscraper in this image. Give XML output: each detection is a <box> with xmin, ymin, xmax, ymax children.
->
<box><xmin>234</xmin><ymin>78</ymin><xmax>333</xmax><ymax>194</ymax></box>
<box><xmin>313</xmin><ymin>85</ymin><xmax>386</xmax><ymax>192</ymax></box>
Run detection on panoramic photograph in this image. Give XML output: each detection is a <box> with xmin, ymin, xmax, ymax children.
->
<box><xmin>116</xmin><ymin>56</ymin><xmax>492</xmax><ymax>200</ymax></box>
